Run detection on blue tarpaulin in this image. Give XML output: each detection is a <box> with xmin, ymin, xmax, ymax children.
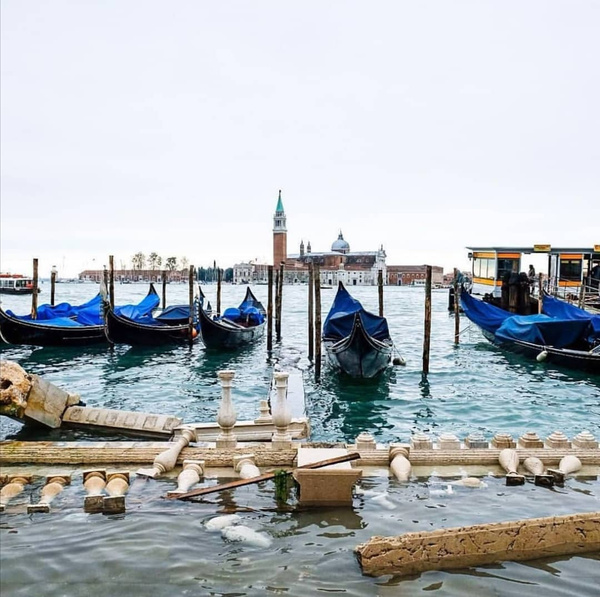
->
<box><xmin>495</xmin><ymin>315</ymin><xmax>591</xmax><ymax>348</ymax></box>
<box><xmin>323</xmin><ymin>282</ymin><xmax>390</xmax><ymax>341</ymax></box>
<box><xmin>542</xmin><ymin>294</ymin><xmax>600</xmax><ymax>341</ymax></box>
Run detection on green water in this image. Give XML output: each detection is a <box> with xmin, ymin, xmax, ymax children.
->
<box><xmin>1</xmin><ymin>283</ymin><xmax>599</xmax><ymax>595</ymax></box>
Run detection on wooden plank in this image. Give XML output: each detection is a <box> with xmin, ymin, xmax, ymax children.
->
<box><xmin>169</xmin><ymin>452</ymin><xmax>360</xmax><ymax>500</ymax></box>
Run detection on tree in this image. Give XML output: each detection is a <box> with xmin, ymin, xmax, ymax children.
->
<box><xmin>165</xmin><ymin>257</ymin><xmax>178</xmax><ymax>271</ymax></box>
<box><xmin>131</xmin><ymin>252</ymin><xmax>146</xmax><ymax>270</ymax></box>
<box><xmin>148</xmin><ymin>252</ymin><xmax>160</xmax><ymax>270</ymax></box>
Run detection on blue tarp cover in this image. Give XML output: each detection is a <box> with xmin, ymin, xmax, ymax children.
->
<box><xmin>495</xmin><ymin>315</ymin><xmax>591</xmax><ymax>348</ymax></box>
<box><xmin>460</xmin><ymin>291</ymin><xmax>512</xmax><ymax>334</ymax></box>
<box><xmin>155</xmin><ymin>305</ymin><xmax>190</xmax><ymax>322</ymax></box>
<box><xmin>542</xmin><ymin>294</ymin><xmax>600</xmax><ymax>341</ymax></box>
<box><xmin>323</xmin><ymin>283</ymin><xmax>390</xmax><ymax>341</ymax></box>
<box><xmin>7</xmin><ymin>288</ymin><xmax>159</xmax><ymax>326</ymax></box>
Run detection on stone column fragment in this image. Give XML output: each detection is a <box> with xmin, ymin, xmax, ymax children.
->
<box><xmin>389</xmin><ymin>446</ymin><xmax>411</xmax><ymax>482</ymax></box>
<box><xmin>547</xmin><ymin>455</ymin><xmax>582</xmax><ymax>484</ymax></box>
<box><xmin>234</xmin><ymin>454</ymin><xmax>261</xmax><ymax>479</ymax></box>
<box><xmin>103</xmin><ymin>472</ymin><xmax>130</xmax><ymax>513</ymax></box>
<box><xmin>271</xmin><ymin>372</ymin><xmax>292</xmax><ymax>450</ymax></box>
<box><xmin>166</xmin><ymin>460</ymin><xmax>205</xmax><ymax>497</ymax></box>
<box><xmin>137</xmin><ymin>428</ymin><xmax>195</xmax><ymax>478</ymax></box>
<box><xmin>0</xmin><ymin>475</ymin><xmax>32</xmax><ymax>512</ymax></box>
<box><xmin>83</xmin><ymin>470</ymin><xmax>107</xmax><ymax>513</ymax></box>
<box><xmin>28</xmin><ymin>475</ymin><xmax>71</xmax><ymax>513</ymax></box>
<box><xmin>498</xmin><ymin>448</ymin><xmax>524</xmax><ymax>485</ymax></box>
<box><xmin>216</xmin><ymin>370</ymin><xmax>237</xmax><ymax>448</ymax></box>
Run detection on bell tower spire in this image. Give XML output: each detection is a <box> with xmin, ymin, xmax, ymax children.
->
<box><xmin>273</xmin><ymin>189</ymin><xmax>287</xmax><ymax>266</ymax></box>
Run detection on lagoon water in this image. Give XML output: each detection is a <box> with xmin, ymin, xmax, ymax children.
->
<box><xmin>1</xmin><ymin>282</ymin><xmax>599</xmax><ymax>596</ymax></box>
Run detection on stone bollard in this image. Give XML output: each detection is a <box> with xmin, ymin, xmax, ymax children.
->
<box><xmin>545</xmin><ymin>430</ymin><xmax>570</xmax><ymax>449</ymax></box>
<box><xmin>216</xmin><ymin>370</ymin><xmax>237</xmax><ymax>448</ymax></box>
<box><xmin>254</xmin><ymin>400</ymin><xmax>272</xmax><ymax>424</ymax></box>
<box><xmin>498</xmin><ymin>448</ymin><xmax>524</xmax><ymax>485</ymax></box>
<box><xmin>491</xmin><ymin>432</ymin><xmax>516</xmax><ymax>449</ymax></box>
<box><xmin>28</xmin><ymin>475</ymin><xmax>71</xmax><ymax>513</ymax></box>
<box><xmin>271</xmin><ymin>372</ymin><xmax>292</xmax><ymax>450</ymax></box>
<box><xmin>356</xmin><ymin>431</ymin><xmax>377</xmax><ymax>452</ymax></box>
<box><xmin>547</xmin><ymin>455</ymin><xmax>582</xmax><ymax>484</ymax></box>
<box><xmin>137</xmin><ymin>428</ymin><xmax>196</xmax><ymax>478</ymax></box>
<box><xmin>0</xmin><ymin>360</ymin><xmax>81</xmax><ymax>427</ymax></box>
<box><xmin>389</xmin><ymin>446</ymin><xmax>411</xmax><ymax>481</ymax></box>
<box><xmin>523</xmin><ymin>457</ymin><xmax>554</xmax><ymax>487</ymax></box>
<box><xmin>0</xmin><ymin>475</ymin><xmax>32</xmax><ymax>512</ymax></box>
<box><xmin>166</xmin><ymin>460</ymin><xmax>205</xmax><ymax>497</ymax></box>
<box><xmin>518</xmin><ymin>431</ymin><xmax>544</xmax><ymax>449</ymax></box>
<box><xmin>438</xmin><ymin>433</ymin><xmax>460</xmax><ymax>450</ymax></box>
<box><xmin>572</xmin><ymin>430</ymin><xmax>598</xmax><ymax>449</ymax></box>
<box><xmin>410</xmin><ymin>432</ymin><xmax>433</xmax><ymax>450</ymax></box>
<box><xmin>103</xmin><ymin>472</ymin><xmax>130</xmax><ymax>514</ymax></box>
<box><xmin>83</xmin><ymin>470</ymin><xmax>107</xmax><ymax>513</ymax></box>
<box><xmin>233</xmin><ymin>454</ymin><xmax>261</xmax><ymax>479</ymax></box>
<box><xmin>464</xmin><ymin>432</ymin><xmax>488</xmax><ymax>449</ymax></box>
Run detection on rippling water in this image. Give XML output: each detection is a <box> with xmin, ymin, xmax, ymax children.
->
<box><xmin>1</xmin><ymin>282</ymin><xmax>599</xmax><ymax>595</ymax></box>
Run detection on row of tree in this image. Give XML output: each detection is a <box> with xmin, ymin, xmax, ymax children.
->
<box><xmin>130</xmin><ymin>252</ymin><xmax>187</xmax><ymax>271</ymax></box>
<box><xmin>129</xmin><ymin>252</ymin><xmax>233</xmax><ymax>282</ymax></box>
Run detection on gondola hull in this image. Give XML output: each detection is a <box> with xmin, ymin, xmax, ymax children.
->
<box><xmin>482</xmin><ymin>330</ymin><xmax>600</xmax><ymax>373</ymax></box>
<box><xmin>324</xmin><ymin>313</ymin><xmax>392</xmax><ymax>378</ymax></box>
<box><xmin>0</xmin><ymin>308</ymin><xmax>106</xmax><ymax>346</ymax></box>
<box><xmin>198</xmin><ymin>305</ymin><xmax>265</xmax><ymax>349</ymax></box>
<box><xmin>104</xmin><ymin>308</ymin><xmax>197</xmax><ymax>346</ymax></box>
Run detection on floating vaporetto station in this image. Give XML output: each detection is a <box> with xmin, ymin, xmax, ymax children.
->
<box><xmin>1</xmin><ymin>359</ymin><xmax>599</xmax><ymax>577</ymax></box>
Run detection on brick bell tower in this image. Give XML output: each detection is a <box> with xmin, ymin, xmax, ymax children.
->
<box><xmin>273</xmin><ymin>189</ymin><xmax>287</xmax><ymax>267</ymax></box>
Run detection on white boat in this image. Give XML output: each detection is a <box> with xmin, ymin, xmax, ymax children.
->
<box><xmin>0</xmin><ymin>273</ymin><xmax>39</xmax><ymax>295</ymax></box>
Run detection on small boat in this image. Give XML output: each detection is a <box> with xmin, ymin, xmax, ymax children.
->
<box><xmin>322</xmin><ymin>281</ymin><xmax>393</xmax><ymax>378</ymax></box>
<box><xmin>0</xmin><ymin>285</ymin><xmax>159</xmax><ymax>347</ymax></box>
<box><xmin>105</xmin><ymin>302</ymin><xmax>200</xmax><ymax>346</ymax></box>
<box><xmin>0</xmin><ymin>274</ymin><xmax>40</xmax><ymax>295</ymax></box>
<box><xmin>198</xmin><ymin>287</ymin><xmax>266</xmax><ymax>349</ymax></box>
<box><xmin>460</xmin><ymin>289</ymin><xmax>600</xmax><ymax>373</ymax></box>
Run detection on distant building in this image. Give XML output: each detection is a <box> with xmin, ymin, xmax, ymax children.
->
<box><xmin>78</xmin><ymin>269</ymin><xmax>185</xmax><ymax>283</ymax></box>
<box><xmin>387</xmin><ymin>265</ymin><xmax>444</xmax><ymax>286</ymax></box>
<box><xmin>232</xmin><ymin>261</ymin><xmax>269</xmax><ymax>285</ymax></box>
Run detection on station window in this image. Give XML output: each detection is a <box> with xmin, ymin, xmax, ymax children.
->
<box><xmin>473</xmin><ymin>258</ymin><xmax>495</xmax><ymax>279</ymax></box>
<box><xmin>497</xmin><ymin>258</ymin><xmax>519</xmax><ymax>280</ymax></box>
<box><xmin>560</xmin><ymin>259</ymin><xmax>582</xmax><ymax>281</ymax></box>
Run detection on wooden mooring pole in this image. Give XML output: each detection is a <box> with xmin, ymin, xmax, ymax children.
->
<box><xmin>50</xmin><ymin>267</ymin><xmax>57</xmax><ymax>306</ymax></box>
<box><xmin>453</xmin><ymin>268</ymin><xmax>460</xmax><ymax>345</ymax></box>
<box><xmin>267</xmin><ymin>265</ymin><xmax>273</xmax><ymax>352</ymax></box>
<box><xmin>308</xmin><ymin>261</ymin><xmax>314</xmax><ymax>362</ymax></box>
<box><xmin>422</xmin><ymin>265</ymin><xmax>432</xmax><ymax>376</ymax></box>
<box><xmin>188</xmin><ymin>265</ymin><xmax>195</xmax><ymax>346</ymax></box>
<box><xmin>109</xmin><ymin>255</ymin><xmax>115</xmax><ymax>309</ymax></box>
<box><xmin>216</xmin><ymin>267</ymin><xmax>222</xmax><ymax>315</ymax></box>
<box><xmin>314</xmin><ymin>264</ymin><xmax>322</xmax><ymax>382</ymax></box>
<box><xmin>162</xmin><ymin>270</ymin><xmax>167</xmax><ymax>309</ymax></box>
<box><xmin>31</xmin><ymin>258</ymin><xmax>39</xmax><ymax>319</ymax></box>
<box><xmin>378</xmin><ymin>269</ymin><xmax>384</xmax><ymax>317</ymax></box>
<box><xmin>276</xmin><ymin>262</ymin><xmax>284</xmax><ymax>342</ymax></box>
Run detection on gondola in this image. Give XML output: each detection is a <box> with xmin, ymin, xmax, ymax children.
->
<box><xmin>198</xmin><ymin>287</ymin><xmax>266</xmax><ymax>349</ymax></box>
<box><xmin>0</xmin><ymin>285</ymin><xmax>160</xmax><ymax>347</ymax></box>
<box><xmin>104</xmin><ymin>302</ymin><xmax>200</xmax><ymax>346</ymax></box>
<box><xmin>322</xmin><ymin>281</ymin><xmax>393</xmax><ymax>378</ymax></box>
<box><xmin>460</xmin><ymin>289</ymin><xmax>600</xmax><ymax>373</ymax></box>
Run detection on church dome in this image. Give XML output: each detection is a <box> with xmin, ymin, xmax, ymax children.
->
<box><xmin>331</xmin><ymin>231</ymin><xmax>350</xmax><ymax>253</ymax></box>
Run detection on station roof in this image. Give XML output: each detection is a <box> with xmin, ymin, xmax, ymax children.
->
<box><xmin>466</xmin><ymin>246</ymin><xmax>599</xmax><ymax>255</ymax></box>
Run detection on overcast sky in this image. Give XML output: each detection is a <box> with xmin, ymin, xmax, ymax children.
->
<box><xmin>1</xmin><ymin>1</ymin><xmax>598</xmax><ymax>277</ymax></box>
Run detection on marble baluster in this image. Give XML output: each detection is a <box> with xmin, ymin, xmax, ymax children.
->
<box><xmin>271</xmin><ymin>372</ymin><xmax>292</xmax><ymax>450</ymax></box>
<box><xmin>522</xmin><ymin>456</ymin><xmax>554</xmax><ymax>487</ymax></box>
<box><xmin>547</xmin><ymin>455</ymin><xmax>582</xmax><ymax>485</ymax></box>
<box><xmin>498</xmin><ymin>448</ymin><xmax>524</xmax><ymax>485</ymax></box>
<box><xmin>0</xmin><ymin>475</ymin><xmax>32</xmax><ymax>512</ymax></box>
<box><xmin>254</xmin><ymin>399</ymin><xmax>272</xmax><ymax>424</ymax></box>
<box><xmin>389</xmin><ymin>446</ymin><xmax>411</xmax><ymax>481</ymax></box>
<box><xmin>166</xmin><ymin>460</ymin><xmax>205</xmax><ymax>497</ymax></box>
<box><xmin>103</xmin><ymin>472</ymin><xmax>130</xmax><ymax>513</ymax></box>
<box><xmin>216</xmin><ymin>370</ymin><xmax>237</xmax><ymax>448</ymax></box>
<box><xmin>83</xmin><ymin>470</ymin><xmax>107</xmax><ymax>513</ymax></box>
<box><xmin>137</xmin><ymin>428</ymin><xmax>196</xmax><ymax>478</ymax></box>
<box><xmin>28</xmin><ymin>475</ymin><xmax>71</xmax><ymax>513</ymax></box>
<box><xmin>233</xmin><ymin>454</ymin><xmax>261</xmax><ymax>479</ymax></box>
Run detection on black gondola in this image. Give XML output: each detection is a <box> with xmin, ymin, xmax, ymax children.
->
<box><xmin>322</xmin><ymin>282</ymin><xmax>393</xmax><ymax>378</ymax></box>
<box><xmin>460</xmin><ymin>289</ymin><xmax>600</xmax><ymax>373</ymax></box>
<box><xmin>198</xmin><ymin>287</ymin><xmax>266</xmax><ymax>349</ymax></box>
<box><xmin>104</xmin><ymin>303</ymin><xmax>200</xmax><ymax>346</ymax></box>
<box><xmin>0</xmin><ymin>285</ymin><xmax>159</xmax><ymax>347</ymax></box>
